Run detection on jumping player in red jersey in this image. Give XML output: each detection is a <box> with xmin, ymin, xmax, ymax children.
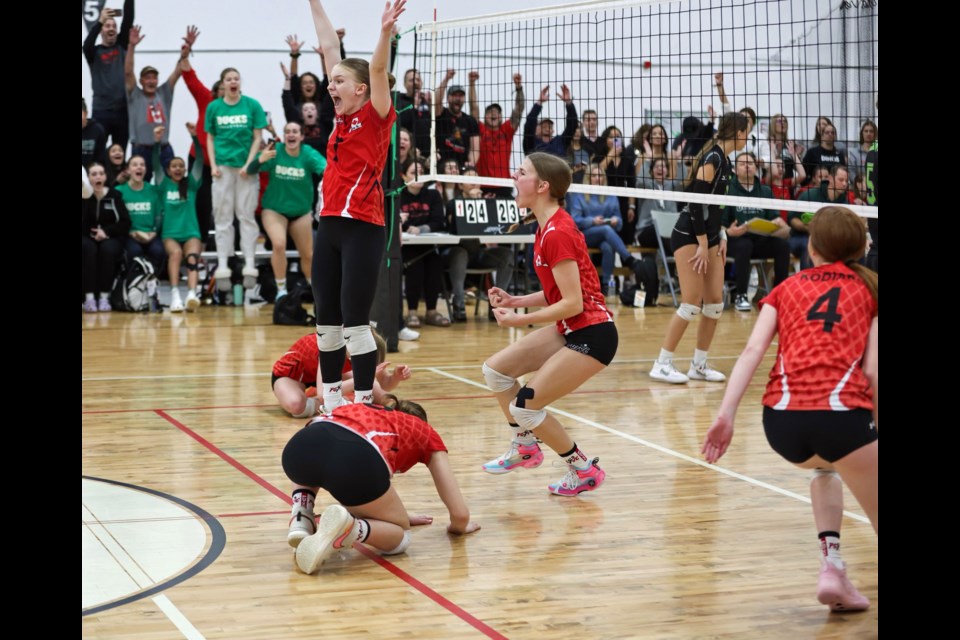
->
<box><xmin>272</xmin><ymin>331</ymin><xmax>411</xmax><ymax>417</ymax></box>
<box><xmin>480</xmin><ymin>152</ymin><xmax>616</xmax><ymax>496</ymax></box>
<box><xmin>307</xmin><ymin>0</ymin><xmax>402</xmax><ymax>412</ymax></box>
<box><xmin>702</xmin><ymin>206</ymin><xmax>878</xmax><ymax>612</ymax></box>
<box><xmin>283</xmin><ymin>398</ymin><xmax>480</xmax><ymax>574</ymax></box>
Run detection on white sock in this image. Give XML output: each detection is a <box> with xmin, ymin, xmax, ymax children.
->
<box><xmin>693</xmin><ymin>349</ymin><xmax>708</xmax><ymax>366</ymax></box>
<box><xmin>819</xmin><ymin>532</ymin><xmax>844</xmax><ymax>570</ymax></box>
<box><xmin>658</xmin><ymin>348</ymin><xmax>675</xmax><ymax>364</ymax></box>
<box><xmin>276</xmin><ymin>278</ymin><xmax>286</xmax><ymax>290</ymax></box>
<box><xmin>354</xmin><ymin>389</ymin><xmax>374</xmax><ymax>405</ymax></box>
<box><xmin>291</xmin><ymin>489</ymin><xmax>315</xmax><ymax>515</ymax></box>
<box><xmin>322</xmin><ymin>381</ymin><xmax>343</xmax><ymax>411</ymax></box>
<box><xmin>85</xmin><ymin>293</ymin><xmax>95</xmax><ymax>302</ymax></box>
<box><xmin>561</xmin><ymin>444</ymin><xmax>591</xmax><ymax>471</ymax></box>
<box><xmin>510</xmin><ymin>424</ymin><xmax>538</xmax><ymax>446</ymax></box>
<box><xmin>99</xmin><ymin>292</ymin><xmax>110</xmax><ymax>301</ymax></box>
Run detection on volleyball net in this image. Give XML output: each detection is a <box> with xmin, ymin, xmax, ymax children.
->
<box><xmin>399</xmin><ymin>0</ymin><xmax>877</xmax><ymax>218</ymax></box>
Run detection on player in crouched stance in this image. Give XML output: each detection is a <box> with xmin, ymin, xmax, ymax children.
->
<box><xmin>283</xmin><ymin>398</ymin><xmax>479</xmax><ymax>574</ymax></box>
<box><xmin>702</xmin><ymin>206</ymin><xmax>877</xmax><ymax>611</ymax></box>
<box><xmin>481</xmin><ymin>153</ymin><xmax>616</xmax><ymax>496</ymax></box>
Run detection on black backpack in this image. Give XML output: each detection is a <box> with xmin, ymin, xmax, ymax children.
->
<box><xmin>273</xmin><ymin>280</ymin><xmax>316</xmax><ymax>326</ymax></box>
<box><xmin>620</xmin><ymin>259</ymin><xmax>659</xmax><ymax>307</ymax></box>
<box><xmin>110</xmin><ymin>256</ymin><xmax>158</xmax><ymax>312</ymax></box>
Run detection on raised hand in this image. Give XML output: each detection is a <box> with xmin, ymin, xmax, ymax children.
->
<box><xmin>538</xmin><ymin>85</ymin><xmax>550</xmax><ymax>104</ymax></box>
<box><xmin>445</xmin><ymin>68</ymin><xmax>456</xmax><ymax>82</ymax></box>
<box><xmin>280</xmin><ymin>62</ymin><xmax>290</xmax><ymax>79</ymax></box>
<box><xmin>513</xmin><ymin>72</ymin><xmax>522</xmax><ymax>88</ymax></box>
<box><xmin>183</xmin><ymin>25</ymin><xmax>200</xmax><ymax>48</ymax></box>
<box><xmin>153</xmin><ymin>125</ymin><xmax>166</xmax><ymax>144</ymax></box>
<box><xmin>381</xmin><ymin>0</ymin><xmax>407</xmax><ymax>34</ymax></box>
<box><xmin>99</xmin><ymin>7</ymin><xmax>117</xmax><ymax>24</ymax></box>
<box><xmin>129</xmin><ymin>25</ymin><xmax>145</xmax><ymax>47</ymax></box>
<box><xmin>714</xmin><ymin>72</ymin><xmax>724</xmax><ymax>86</ymax></box>
<box><xmin>259</xmin><ymin>141</ymin><xmax>277</xmax><ymax>164</ymax></box>
<box><xmin>468</xmin><ymin>70</ymin><xmax>479</xmax><ymax>82</ymax></box>
<box><xmin>558</xmin><ymin>83</ymin><xmax>572</xmax><ymax>104</ymax></box>
<box><xmin>285</xmin><ymin>34</ymin><xmax>304</xmax><ymax>54</ymax></box>
<box><xmin>706</xmin><ymin>104</ymin><xmax>715</xmax><ymax>121</ymax></box>
<box><xmin>185</xmin><ymin>122</ymin><xmax>197</xmax><ymax>137</ymax></box>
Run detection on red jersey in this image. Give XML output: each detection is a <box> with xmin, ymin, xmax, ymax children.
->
<box><xmin>534</xmin><ymin>209</ymin><xmax>613</xmax><ymax>334</ymax></box>
<box><xmin>761</xmin><ymin>262</ymin><xmax>876</xmax><ymax>411</ymax></box>
<box><xmin>765</xmin><ymin>178</ymin><xmax>794</xmax><ymax>221</ymax></box>
<box><xmin>272</xmin><ymin>334</ymin><xmax>352</xmax><ymax>385</ymax></box>
<box><xmin>321</xmin><ymin>100</ymin><xmax>397</xmax><ymax>225</ymax></box>
<box><xmin>318</xmin><ymin>403</ymin><xmax>447</xmax><ymax>475</ymax></box>
<box><xmin>476</xmin><ymin>120</ymin><xmax>516</xmax><ymax>181</ymax></box>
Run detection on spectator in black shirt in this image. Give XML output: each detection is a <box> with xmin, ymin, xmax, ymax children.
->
<box><xmin>82</xmin><ymin>98</ymin><xmax>107</xmax><ymax>168</ymax></box>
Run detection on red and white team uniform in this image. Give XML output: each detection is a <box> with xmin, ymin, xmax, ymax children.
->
<box><xmin>534</xmin><ymin>209</ymin><xmax>613</xmax><ymax>334</ymax></box>
<box><xmin>321</xmin><ymin>100</ymin><xmax>397</xmax><ymax>225</ymax></box>
<box><xmin>761</xmin><ymin>262</ymin><xmax>877</xmax><ymax>411</ymax></box>
<box><xmin>319</xmin><ymin>403</ymin><xmax>447</xmax><ymax>474</ymax></box>
<box><xmin>272</xmin><ymin>334</ymin><xmax>352</xmax><ymax>385</ymax></box>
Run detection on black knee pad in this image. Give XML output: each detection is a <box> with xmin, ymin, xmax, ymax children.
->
<box><xmin>185</xmin><ymin>253</ymin><xmax>202</xmax><ymax>271</ymax></box>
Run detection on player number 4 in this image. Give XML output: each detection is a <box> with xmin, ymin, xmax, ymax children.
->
<box><xmin>806</xmin><ymin>286</ymin><xmax>842</xmax><ymax>333</ymax></box>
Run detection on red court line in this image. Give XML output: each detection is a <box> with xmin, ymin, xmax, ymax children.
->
<box><xmin>157</xmin><ymin>408</ymin><xmax>508</xmax><ymax>640</ymax></box>
<box><xmin>355</xmin><ymin>544</ymin><xmax>508</xmax><ymax>640</ymax></box>
<box><xmin>154</xmin><ymin>409</ymin><xmax>291</xmax><ymax>504</ymax></box>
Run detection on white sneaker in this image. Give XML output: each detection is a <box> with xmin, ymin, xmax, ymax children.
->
<box><xmin>687</xmin><ymin>361</ymin><xmax>727</xmax><ymax>382</ymax></box>
<box><xmin>398</xmin><ymin>327</ymin><xmax>420</xmax><ymax>341</ymax></box>
<box><xmin>169</xmin><ymin>289</ymin><xmax>185</xmax><ymax>313</ymax></box>
<box><xmin>185</xmin><ymin>289</ymin><xmax>200</xmax><ymax>311</ymax></box>
<box><xmin>287</xmin><ymin>508</ymin><xmax>317</xmax><ymax>549</ymax></box>
<box><xmin>214</xmin><ymin>266</ymin><xmax>232</xmax><ymax>292</ymax></box>
<box><xmin>650</xmin><ymin>360</ymin><xmax>689</xmax><ymax>384</ymax></box>
<box><xmin>242</xmin><ymin>266</ymin><xmax>259</xmax><ymax>289</ymax></box>
<box><xmin>295</xmin><ymin>504</ymin><xmax>358</xmax><ymax>574</ymax></box>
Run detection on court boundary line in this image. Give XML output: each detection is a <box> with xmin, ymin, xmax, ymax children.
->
<box><xmin>154</xmin><ymin>410</ymin><xmax>509</xmax><ymax>640</ymax></box>
<box><xmin>427</xmin><ymin>367</ymin><xmax>871</xmax><ymax>525</ymax></box>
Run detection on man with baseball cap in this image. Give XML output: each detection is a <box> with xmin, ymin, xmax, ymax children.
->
<box><xmin>433</xmin><ymin>69</ymin><xmax>480</xmax><ymax>169</ymax></box>
<box><xmin>124</xmin><ymin>23</ymin><xmax>199</xmax><ymax>180</ymax></box>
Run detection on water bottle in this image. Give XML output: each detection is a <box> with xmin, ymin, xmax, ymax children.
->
<box><xmin>233</xmin><ymin>283</ymin><xmax>244</xmax><ymax>306</ymax></box>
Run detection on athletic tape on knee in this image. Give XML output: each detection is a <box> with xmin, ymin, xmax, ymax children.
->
<box><xmin>316</xmin><ymin>325</ymin><xmax>345</xmax><ymax>352</ymax></box>
<box><xmin>701</xmin><ymin>302</ymin><xmax>724</xmax><ymax>319</ymax></box>
<box><xmin>812</xmin><ymin>468</ymin><xmax>840</xmax><ymax>481</ymax></box>
<box><xmin>185</xmin><ymin>253</ymin><xmax>201</xmax><ymax>271</ymax></box>
<box><xmin>382</xmin><ymin>529</ymin><xmax>411</xmax><ymax>556</ymax></box>
<box><xmin>482</xmin><ymin>362</ymin><xmax>516</xmax><ymax>392</ymax></box>
<box><xmin>677</xmin><ymin>302</ymin><xmax>701</xmax><ymax>321</ymax></box>
<box><xmin>509</xmin><ymin>387</ymin><xmax>547</xmax><ymax>430</ymax></box>
<box><xmin>343</xmin><ymin>325</ymin><xmax>377</xmax><ymax>356</ymax></box>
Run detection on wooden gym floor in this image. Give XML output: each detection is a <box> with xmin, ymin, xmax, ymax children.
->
<box><xmin>81</xmin><ymin>301</ymin><xmax>878</xmax><ymax>639</ymax></box>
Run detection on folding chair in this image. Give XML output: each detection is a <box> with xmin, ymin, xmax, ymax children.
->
<box><xmin>650</xmin><ymin>210</ymin><xmax>681</xmax><ymax>307</ymax></box>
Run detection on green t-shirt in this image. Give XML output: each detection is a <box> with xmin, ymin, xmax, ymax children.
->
<box><xmin>205</xmin><ymin>95</ymin><xmax>268</xmax><ymax>168</ymax></box>
<box><xmin>160</xmin><ymin>175</ymin><xmax>202</xmax><ymax>241</ymax></box>
<box><xmin>259</xmin><ymin>145</ymin><xmax>328</xmax><ymax>216</ymax></box>
<box><xmin>116</xmin><ymin>182</ymin><xmax>162</xmax><ymax>233</ymax></box>
<box><xmin>722</xmin><ymin>179</ymin><xmax>777</xmax><ymax>227</ymax></box>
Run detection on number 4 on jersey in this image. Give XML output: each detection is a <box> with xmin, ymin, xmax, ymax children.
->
<box><xmin>806</xmin><ymin>287</ymin><xmax>842</xmax><ymax>333</ymax></box>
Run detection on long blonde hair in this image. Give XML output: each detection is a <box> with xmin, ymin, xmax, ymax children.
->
<box><xmin>582</xmin><ymin>162</ymin><xmax>607</xmax><ymax>204</ymax></box>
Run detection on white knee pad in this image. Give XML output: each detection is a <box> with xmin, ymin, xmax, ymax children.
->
<box><xmin>482</xmin><ymin>362</ymin><xmax>516</xmax><ymax>392</ymax></box>
<box><xmin>509</xmin><ymin>402</ymin><xmax>548</xmax><ymax>431</ymax></box>
<box><xmin>343</xmin><ymin>325</ymin><xmax>377</xmax><ymax>356</ymax></box>
<box><xmin>290</xmin><ymin>397</ymin><xmax>317</xmax><ymax>419</ymax></box>
<box><xmin>382</xmin><ymin>530</ymin><xmax>411</xmax><ymax>556</ymax></box>
<box><xmin>316</xmin><ymin>325</ymin><xmax>345</xmax><ymax>352</ymax></box>
<box><xmin>701</xmin><ymin>302</ymin><xmax>724</xmax><ymax>319</ymax></box>
<box><xmin>812</xmin><ymin>468</ymin><xmax>840</xmax><ymax>481</ymax></box>
<box><xmin>677</xmin><ymin>303</ymin><xmax>701</xmax><ymax>321</ymax></box>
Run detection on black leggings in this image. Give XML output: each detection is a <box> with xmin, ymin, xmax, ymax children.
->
<box><xmin>82</xmin><ymin>236</ymin><xmax>124</xmax><ymax>294</ymax></box>
<box><xmin>312</xmin><ymin>217</ymin><xmax>386</xmax><ymax>387</ymax></box>
<box><xmin>282</xmin><ymin>421</ymin><xmax>391</xmax><ymax>506</ymax></box>
<box><xmin>726</xmin><ymin>234</ymin><xmax>790</xmax><ymax>295</ymax></box>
